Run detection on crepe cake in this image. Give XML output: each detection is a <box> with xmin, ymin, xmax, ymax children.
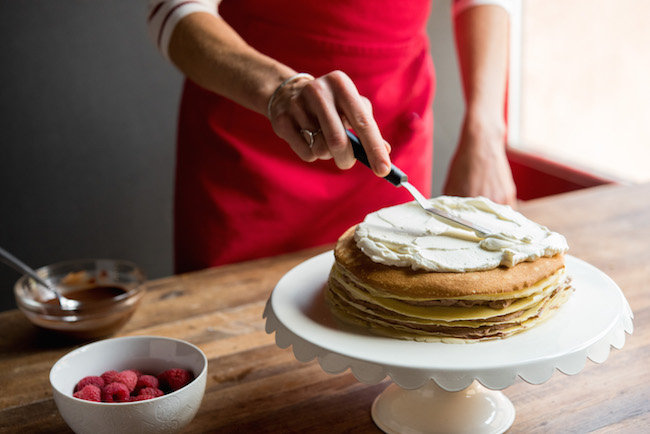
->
<box><xmin>326</xmin><ymin>196</ymin><xmax>573</xmax><ymax>343</ymax></box>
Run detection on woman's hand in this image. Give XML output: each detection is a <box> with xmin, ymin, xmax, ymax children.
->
<box><xmin>167</xmin><ymin>13</ymin><xmax>391</xmax><ymax>177</ymax></box>
<box><xmin>443</xmin><ymin>115</ymin><xmax>517</xmax><ymax>206</ymax></box>
<box><xmin>448</xmin><ymin>4</ymin><xmax>516</xmax><ymax>206</ymax></box>
<box><xmin>267</xmin><ymin>71</ymin><xmax>392</xmax><ymax>177</ymax></box>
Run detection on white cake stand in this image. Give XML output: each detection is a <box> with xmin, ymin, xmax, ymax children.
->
<box><xmin>263</xmin><ymin>252</ymin><xmax>633</xmax><ymax>434</ymax></box>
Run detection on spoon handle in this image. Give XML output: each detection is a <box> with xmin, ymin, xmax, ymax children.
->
<box><xmin>0</xmin><ymin>246</ymin><xmax>51</xmax><ymax>288</ymax></box>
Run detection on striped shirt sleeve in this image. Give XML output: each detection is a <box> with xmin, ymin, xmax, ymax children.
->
<box><xmin>147</xmin><ymin>0</ymin><xmax>220</xmax><ymax>60</ymax></box>
<box><xmin>452</xmin><ymin>0</ymin><xmax>517</xmax><ymax>16</ymax></box>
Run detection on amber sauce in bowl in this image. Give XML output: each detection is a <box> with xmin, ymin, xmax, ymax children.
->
<box><xmin>15</xmin><ymin>260</ymin><xmax>146</xmax><ymax>341</ymax></box>
<box><xmin>43</xmin><ymin>285</ymin><xmax>128</xmax><ymax>305</ymax></box>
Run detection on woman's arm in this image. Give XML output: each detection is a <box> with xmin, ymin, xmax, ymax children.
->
<box><xmin>148</xmin><ymin>1</ymin><xmax>391</xmax><ymax>176</ymax></box>
<box><xmin>444</xmin><ymin>2</ymin><xmax>517</xmax><ymax>205</ymax></box>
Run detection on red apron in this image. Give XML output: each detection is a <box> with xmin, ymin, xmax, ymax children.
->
<box><xmin>174</xmin><ymin>0</ymin><xmax>435</xmax><ymax>273</ymax></box>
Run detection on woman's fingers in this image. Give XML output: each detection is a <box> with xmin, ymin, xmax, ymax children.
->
<box><xmin>301</xmin><ymin>76</ymin><xmax>355</xmax><ymax>169</ymax></box>
<box><xmin>268</xmin><ymin>70</ymin><xmax>392</xmax><ymax>176</ymax></box>
<box><xmin>271</xmin><ymin>107</ymin><xmax>317</xmax><ymax>162</ymax></box>
<box><xmin>323</xmin><ymin>72</ymin><xmax>390</xmax><ymax>176</ymax></box>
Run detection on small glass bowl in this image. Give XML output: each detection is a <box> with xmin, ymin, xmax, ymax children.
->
<box><xmin>14</xmin><ymin>259</ymin><xmax>146</xmax><ymax>340</ymax></box>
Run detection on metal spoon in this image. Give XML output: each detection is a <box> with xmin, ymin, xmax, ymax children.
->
<box><xmin>0</xmin><ymin>246</ymin><xmax>80</xmax><ymax>311</ymax></box>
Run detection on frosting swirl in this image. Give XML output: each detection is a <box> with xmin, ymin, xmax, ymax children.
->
<box><xmin>354</xmin><ymin>196</ymin><xmax>568</xmax><ymax>272</ymax></box>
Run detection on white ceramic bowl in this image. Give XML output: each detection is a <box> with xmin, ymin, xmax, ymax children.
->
<box><xmin>50</xmin><ymin>336</ymin><xmax>207</xmax><ymax>434</ymax></box>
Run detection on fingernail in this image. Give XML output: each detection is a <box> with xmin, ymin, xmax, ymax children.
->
<box><xmin>377</xmin><ymin>162</ymin><xmax>390</xmax><ymax>176</ymax></box>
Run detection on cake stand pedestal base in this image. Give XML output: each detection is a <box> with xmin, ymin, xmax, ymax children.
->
<box><xmin>371</xmin><ymin>381</ymin><xmax>515</xmax><ymax>434</ymax></box>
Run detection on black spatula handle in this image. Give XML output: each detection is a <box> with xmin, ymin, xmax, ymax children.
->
<box><xmin>346</xmin><ymin>130</ymin><xmax>407</xmax><ymax>187</ymax></box>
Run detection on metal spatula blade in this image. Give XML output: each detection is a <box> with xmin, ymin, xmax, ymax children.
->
<box><xmin>347</xmin><ymin>130</ymin><xmax>494</xmax><ymax>238</ymax></box>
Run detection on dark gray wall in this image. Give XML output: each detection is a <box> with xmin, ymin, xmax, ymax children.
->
<box><xmin>0</xmin><ymin>2</ymin><xmax>182</xmax><ymax>310</ymax></box>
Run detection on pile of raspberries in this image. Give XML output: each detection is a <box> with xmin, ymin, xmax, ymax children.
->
<box><xmin>72</xmin><ymin>368</ymin><xmax>194</xmax><ymax>402</ymax></box>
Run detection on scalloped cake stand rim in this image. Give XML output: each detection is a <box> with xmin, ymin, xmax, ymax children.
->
<box><xmin>264</xmin><ymin>251</ymin><xmax>633</xmax><ymax>392</ymax></box>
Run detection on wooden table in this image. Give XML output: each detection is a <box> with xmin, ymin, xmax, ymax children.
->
<box><xmin>1</xmin><ymin>183</ymin><xmax>648</xmax><ymax>433</ymax></box>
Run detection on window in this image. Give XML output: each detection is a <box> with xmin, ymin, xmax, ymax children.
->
<box><xmin>509</xmin><ymin>0</ymin><xmax>650</xmax><ymax>184</ymax></box>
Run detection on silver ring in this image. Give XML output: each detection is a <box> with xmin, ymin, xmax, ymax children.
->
<box><xmin>300</xmin><ymin>128</ymin><xmax>321</xmax><ymax>148</ymax></box>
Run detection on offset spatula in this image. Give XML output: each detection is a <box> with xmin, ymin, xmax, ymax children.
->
<box><xmin>346</xmin><ymin>130</ymin><xmax>494</xmax><ymax>238</ymax></box>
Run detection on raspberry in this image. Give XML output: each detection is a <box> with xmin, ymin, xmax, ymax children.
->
<box><xmin>114</xmin><ymin>370</ymin><xmax>138</xmax><ymax>392</ymax></box>
<box><xmin>100</xmin><ymin>370</ymin><xmax>120</xmax><ymax>385</ymax></box>
<box><xmin>158</xmin><ymin>368</ymin><xmax>193</xmax><ymax>392</ymax></box>
<box><xmin>135</xmin><ymin>374</ymin><xmax>159</xmax><ymax>393</ymax></box>
<box><xmin>139</xmin><ymin>387</ymin><xmax>164</xmax><ymax>398</ymax></box>
<box><xmin>74</xmin><ymin>376</ymin><xmax>105</xmax><ymax>392</ymax></box>
<box><xmin>75</xmin><ymin>366</ymin><xmax>193</xmax><ymax>403</ymax></box>
<box><xmin>73</xmin><ymin>384</ymin><xmax>101</xmax><ymax>402</ymax></box>
<box><xmin>102</xmin><ymin>382</ymin><xmax>130</xmax><ymax>402</ymax></box>
<box><xmin>130</xmin><ymin>386</ymin><xmax>164</xmax><ymax>401</ymax></box>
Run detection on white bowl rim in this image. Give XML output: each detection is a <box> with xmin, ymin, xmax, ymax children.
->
<box><xmin>49</xmin><ymin>335</ymin><xmax>208</xmax><ymax>406</ymax></box>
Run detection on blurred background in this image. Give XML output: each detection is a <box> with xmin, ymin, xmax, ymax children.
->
<box><xmin>0</xmin><ymin>2</ymin><xmax>180</xmax><ymax>310</ymax></box>
<box><xmin>1</xmin><ymin>0</ymin><xmax>648</xmax><ymax>311</ymax></box>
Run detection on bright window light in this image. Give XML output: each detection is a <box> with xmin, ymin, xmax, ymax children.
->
<box><xmin>509</xmin><ymin>0</ymin><xmax>650</xmax><ymax>183</ymax></box>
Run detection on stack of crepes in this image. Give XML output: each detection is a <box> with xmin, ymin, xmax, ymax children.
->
<box><xmin>326</xmin><ymin>196</ymin><xmax>573</xmax><ymax>343</ymax></box>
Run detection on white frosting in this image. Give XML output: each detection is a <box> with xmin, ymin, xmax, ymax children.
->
<box><xmin>354</xmin><ymin>196</ymin><xmax>568</xmax><ymax>272</ymax></box>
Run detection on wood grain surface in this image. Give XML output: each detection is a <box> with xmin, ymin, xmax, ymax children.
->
<box><xmin>1</xmin><ymin>182</ymin><xmax>648</xmax><ymax>433</ymax></box>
